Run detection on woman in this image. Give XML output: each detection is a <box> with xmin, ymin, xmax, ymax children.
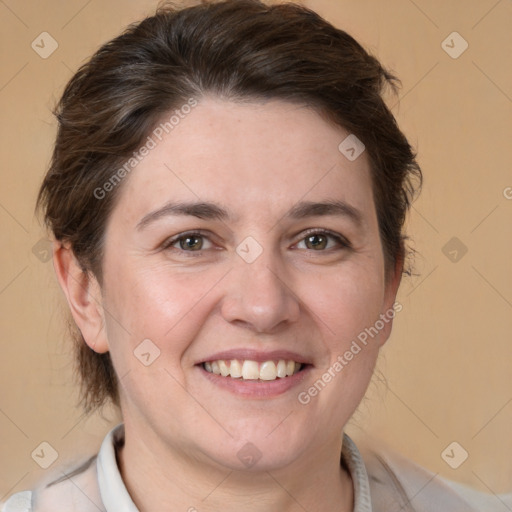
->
<box><xmin>2</xmin><ymin>1</ymin><xmax>510</xmax><ymax>510</ymax></box>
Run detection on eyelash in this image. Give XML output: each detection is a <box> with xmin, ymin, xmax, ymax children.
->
<box><xmin>161</xmin><ymin>228</ymin><xmax>352</xmax><ymax>256</ymax></box>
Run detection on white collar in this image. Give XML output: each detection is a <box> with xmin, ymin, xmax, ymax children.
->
<box><xmin>97</xmin><ymin>424</ymin><xmax>138</xmax><ymax>512</ymax></box>
<box><xmin>96</xmin><ymin>423</ymin><xmax>372</xmax><ymax>512</ymax></box>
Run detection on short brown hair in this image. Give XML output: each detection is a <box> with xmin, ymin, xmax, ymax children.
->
<box><xmin>37</xmin><ymin>0</ymin><xmax>422</xmax><ymax>413</ymax></box>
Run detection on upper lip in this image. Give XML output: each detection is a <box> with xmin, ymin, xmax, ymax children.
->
<box><xmin>197</xmin><ymin>349</ymin><xmax>312</xmax><ymax>365</ymax></box>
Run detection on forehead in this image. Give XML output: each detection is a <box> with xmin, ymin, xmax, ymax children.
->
<box><xmin>112</xmin><ymin>97</ymin><xmax>375</xmax><ymax>226</ymax></box>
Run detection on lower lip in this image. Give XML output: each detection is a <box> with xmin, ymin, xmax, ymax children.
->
<box><xmin>197</xmin><ymin>365</ymin><xmax>311</xmax><ymax>399</ymax></box>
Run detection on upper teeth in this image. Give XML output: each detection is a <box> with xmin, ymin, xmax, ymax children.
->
<box><xmin>203</xmin><ymin>359</ymin><xmax>302</xmax><ymax>381</ymax></box>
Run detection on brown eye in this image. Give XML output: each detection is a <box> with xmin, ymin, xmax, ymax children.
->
<box><xmin>162</xmin><ymin>231</ymin><xmax>214</xmax><ymax>254</ymax></box>
<box><xmin>296</xmin><ymin>229</ymin><xmax>351</xmax><ymax>252</ymax></box>
<box><xmin>305</xmin><ymin>233</ymin><xmax>328</xmax><ymax>250</ymax></box>
<box><xmin>179</xmin><ymin>235</ymin><xmax>203</xmax><ymax>251</ymax></box>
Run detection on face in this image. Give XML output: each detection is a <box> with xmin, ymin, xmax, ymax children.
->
<box><xmin>88</xmin><ymin>97</ymin><xmax>400</xmax><ymax>471</ymax></box>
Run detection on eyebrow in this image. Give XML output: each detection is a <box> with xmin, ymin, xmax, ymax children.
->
<box><xmin>137</xmin><ymin>201</ymin><xmax>231</xmax><ymax>230</ymax></box>
<box><xmin>285</xmin><ymin>200</ymin><xmax>363</xmax><ymax>226</ymax></box>
<box><xmin>136</xmin><ymin>199</ymin><xmax>364</xmax><ymax>230</ymax></box>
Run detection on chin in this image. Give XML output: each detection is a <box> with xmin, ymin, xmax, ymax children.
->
<box><xmin>202</xmin><ymin>422</ymin><xmax>311</xmax><ymax>472</ymax></box>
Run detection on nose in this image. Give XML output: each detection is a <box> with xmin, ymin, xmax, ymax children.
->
<box><xmin>220</xmin><ymin>245</ymin><xmax>301</xmax><ymax>334</ymax></box>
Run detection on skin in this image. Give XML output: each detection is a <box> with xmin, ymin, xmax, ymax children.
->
<box><xmin>55</xmin><ymin>97</ymin><xmax>402</xmax><ymax>511</ymax></box>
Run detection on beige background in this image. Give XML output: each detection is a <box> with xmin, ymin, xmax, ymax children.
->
<box><xmin>1</xmin><ymin>0</ymin><xmax>511</xmax><ymax>503</ymax></box>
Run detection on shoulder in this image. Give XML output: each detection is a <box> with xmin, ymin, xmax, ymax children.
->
<box><xmin>361</xmin><ymin>443</ymin><xmax>512</xmax><ymax>512</ymax></box>
<box><xmin>1</xmin><ymin>455</ymin><xmax>103</xmax><ymax>512</ymax></box>
<box><xmin>1</xmin><ymin>424</ymin><xmax>125</xmax><ymax>512</ymax></box>
<box><xmin>1</xmin><ymin>491</ymin><xmax>32</xmax><ymax>512</ymax></box>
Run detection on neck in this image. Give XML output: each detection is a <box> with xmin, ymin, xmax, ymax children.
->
<box><xmin>117</xmin><ymin>423</ymin><xmax>354</xmax><ymax>512</ymax></box>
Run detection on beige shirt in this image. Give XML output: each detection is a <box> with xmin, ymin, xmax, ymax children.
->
<box><xmin>2</xmin><ymin>424</ymin><xmax>510</xmax><ymax>511</ymax></box>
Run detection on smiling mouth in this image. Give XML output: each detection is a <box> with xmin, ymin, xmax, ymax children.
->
<box><xmin>202</xmin><ymin>359</ymin><xmax>304</xmax><ymax>381</ymax></box>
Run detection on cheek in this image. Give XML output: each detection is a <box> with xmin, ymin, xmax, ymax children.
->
<box><xmin>100</xmin><ymin>262</ymin><xmax>224</xmax><ymax>363</ymax></box>
<box><xmin>301</xmin><ymin>264</ymin><xmax>385</xmax><ymax>348</ymax></box>
<box><xmin>99</xmin><ymin>265</ymin><xmax>207</xmax><ymax>408</ymax></box>
<box><xmin>307</xmin><ymin>266</ymin><xmax>386</xmax><ymax>413</ymax></box>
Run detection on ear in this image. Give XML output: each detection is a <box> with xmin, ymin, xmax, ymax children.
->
<box><xmin>377</xmin><ymin>251</ymin><xmax>404</xmax><ymax>346</ymax></box>
<box><xmin>53</xmin><ymin>241</ymin><xmax>109</xmax><ymax>354</ymax></box>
